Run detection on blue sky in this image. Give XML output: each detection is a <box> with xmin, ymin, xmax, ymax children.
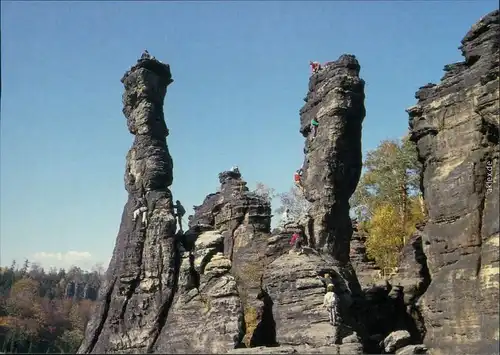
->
<box><xmin>1</xmin><ymin>1</ymin><xmax>497</xmax><ymax>270</ymax></box>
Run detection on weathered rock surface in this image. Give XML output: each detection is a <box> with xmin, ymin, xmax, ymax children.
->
<box><xmin>407</xmin><ymin>9</ymin><xmax>499</xmax><ymax>355</ymax></box>
<box><xmin>390</xmin><ymin>223</ymin><xmax>431</xmax><ymax>306</ymax></box>
<box><xmin>383</xmin><ymin>330</ymin><xmax>412</xmax><ymax>353</ymax></box>
<box><xmin>153</xmin><ymin>234</ymin><xmax>243</xmax><ymax>354</ymax></box>
<box><xmin>238</xmin><ymin>55</ymin><xmax>369</xmax><ymax>354</ymax></box>
<box><xmin>395</xmin><ymin>344</ymin><xmax>429</xmax><ymax>355</ymax></box>
<box><xmin>299</xmin><ymin>54</ymin><xmax>366</xmax><ymax>295</ymax></box>
<box><xmin>350</xmin><ymin>229</ymin><xmax>382</xmax><ymax>288</ymax></box>
<box><xmin>78</xmin><ymin>57</ymin><xmax>177</xmax><ymax>353</ymax></box>
<box><xmin>186</xmin><ymin>170</ymin><xmax>274</xmax><ymax>348</ymax></box>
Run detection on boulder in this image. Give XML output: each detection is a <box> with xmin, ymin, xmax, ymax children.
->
<box><xmin>383</xmin><ymin>330</ymin><xmax>412</xmax><ymax>353</ymax></box>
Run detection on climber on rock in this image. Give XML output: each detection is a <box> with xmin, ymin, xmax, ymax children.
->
<box><xmin>141</xmin><ymin>49</ymin><xmax>151</xmax><ymax>60</ymax></box>
<box><xmin>230</xmin><ymin>165</ymin><xmax>240</xmax><ymax>174</ymax></box>
<box><xmin>311</xmin><ymin>118</ymin><xmax>319</xmax><ymax>139</ymax></box>
<box><xmin>290</xmin><ymin>232</ymin><xmax>304</xmax><ymax>254</ymax></box>
<box><xmin>294</xmin><ymin>169</ymin><xmax>304</xmax><ymax>192</ymax></box>
<box><xmin>310</xmin><ymin>61</ymin><xmax>322</xmax><ymax>74</ymax></box>
<box><xmin>323</xmin><ymin>283</ymin><xmax>339</xmax><ymax>326</ymax></box>
<box><xmin>174</xmin><ymin>200</ymin><xmax>186</xmax><ymax>232</ymax></box>
<box><xmin>133</xmin><ymin>206</ymin><xmax>148</xmax><ymax>228</ymax></box>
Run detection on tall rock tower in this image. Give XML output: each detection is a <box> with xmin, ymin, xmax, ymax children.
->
<box><xmin>407</xmin><ymin>10</ymin><xmax>499</xmax><ymax>355</ymax></box>
<box><xmin>78</xmin><ymin>57</ymin><xmax>178</xmax><ymax>353</ymax></box>
<box><xmin>299</xmin><ymin>55</ymin><xmax>366</xmax><ymax>291</ymax></box>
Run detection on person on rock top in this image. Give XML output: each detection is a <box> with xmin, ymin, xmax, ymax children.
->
<box><xmin>310</xmin><ymin>60</ymin><xmax>322</xmax><ymax>74</ymax></box>
<box><xmin>311</xmin><ymin>118</ymin><xmax>319</xmax><ymax>139</ymax></box>
<box><xmin>323</xmin><ymin>283</ymin><xmax>340</xmax><ymax>326</ymax></box>
<box><xmin>141</xmin><ymin>49</ymin><xmax>151</xmax><ymax>60</ymax></box>
<box><xmin>174</xmin><ymin>200</ymin><xmax>186</xmax><ymax>232</ymax></box>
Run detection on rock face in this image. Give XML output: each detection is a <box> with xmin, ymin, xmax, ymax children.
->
<box><xmin>407</xmin><ymin>10</ymin><xmax>499</xmax><ymax>355</ymax></box>
<box><xmin>390</xmin><ymin>224</ymin><xmax>431</xmax><ymax>306</ymax></box>
<box><xmin>153</xmin><ymin>232</ymin><xmax>243</xmax><ymax>354</ymax></box>
<box><xmin>78</xmin><ymin>57</ymin><xmax>177</xmax><ymax>353</ymax></box>
<box><xmin>299</xmin><ymin>54</ymin><xmax>366</xmax><ymax>294</ymax></box>
<box><xmin>183</xmin><ymin>170</ymin><xmax>274</xmax><ymax>349</ymax></box>
<box><xmin>250</xmin><ymin>55</ymin><xmax>368</xmax><ymax>354</ymax></box>
<box><xmin>350</xmin><ymin>227</ymin><xmax>382</xmax><ymax>288</ymax></box>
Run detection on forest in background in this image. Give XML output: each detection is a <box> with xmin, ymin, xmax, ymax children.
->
<box><xmin>0</xmin><ymin>261</ymin><xmax>103</xmax><ymax>353</ymax></box>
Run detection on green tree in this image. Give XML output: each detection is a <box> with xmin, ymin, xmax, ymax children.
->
<box><xmin>351</xmin><ymin>135</ymin><xmax>422</xmax><ymax>225</ymax></box>
<box><xmin>351</xmin><ymin>135</ymin><xmax>426</xmax><ymax>270</ymax></box>
<box><xmin>365</xmin><ymin>204</ymin><xmax>406</xmax><ymax>271</ymax></box>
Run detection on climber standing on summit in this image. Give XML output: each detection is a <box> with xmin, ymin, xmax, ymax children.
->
<box><xmin>140</xmin><ymin>49</ymin><xmax>151</xmax><ymax>60</ymax></box>
<box><xmin>310</xmin><ymin>61</ymin><xmax>322</xmax><ymax>74</ymax></box>
<box><xmin>174</xmin><ymin>200</ymin><xmax>186</xmax><ymax>233</ymax></box>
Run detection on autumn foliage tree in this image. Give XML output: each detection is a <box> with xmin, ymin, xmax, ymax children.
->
<box><xmin>351</xmin><ymin>135</ymin><xmax>426</xmax><ymax>270</ymax></box>
<box><xmin>0</xmin><ymin>262</ymin><xmax>102</xmax><ymax>353</ymax></box>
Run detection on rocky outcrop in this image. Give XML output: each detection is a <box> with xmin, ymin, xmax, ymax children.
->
<box><xmin>64</xmin><ymin>281</ymin><xmax>99</xmax><ymax>301</ymax></box>
<box><xmin>185</xmin><ymin>170</ymin><xmax>274</xmax><ymax>348</ymax></box>
<box><xmin>390</xmin><ymin>223</ymin><xmax>431</xmax><ymax>306</ymax></box>
<box><xmin>78</xmin><ymin>56</ymin><xmax>177</xmax><ymax>353</ymax></box>
<box><xmin>407</xmin><ymin>10</ymin><xmax>499</xmax><ymax>355</ymax></box>
<box><xmin>246</xmin><ymin>55</ymin><xmax>368</xmax><ymax>354</ymax></box>
<box><xmin>153</xmin><ymin>232</ymin><xmax>243</xmax><ymax>353</ymax></box>
<box><xmin>299</xmin><ymin>54</ymin><xmax>366</xmax><ymax>295</ymax></box>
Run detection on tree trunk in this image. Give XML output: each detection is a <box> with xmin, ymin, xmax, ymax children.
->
<box><xmin>400</xmin><ymin>182</ymin><xmax>408</xmax><ymax>245</ymax></box>
<box><xmin>418</xmin><ymin>193</ymin><xmax>426</xmax><ymax>216</ymax></box>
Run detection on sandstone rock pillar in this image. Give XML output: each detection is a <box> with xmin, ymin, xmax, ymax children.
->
<box><xmin>299</xmin><ymin>55</ymin><xmax>366</xmax><ymax>291</ymax></box>
<box><xmin>78</xmin><ymin>57</ymin><xmax>178</xmax><ymax>354</ymax></box>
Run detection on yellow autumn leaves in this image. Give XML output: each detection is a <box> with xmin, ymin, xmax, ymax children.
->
<box><xmin>351</xmin><ymin>135</ymin><xmax>426</xmax><ymax>271</ymax></box>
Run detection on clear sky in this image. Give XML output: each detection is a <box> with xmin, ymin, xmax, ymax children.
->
<box><xmin>1</xmin><ymin>1</ymin><xmax>497</xmax><ymax>271</ymax></box>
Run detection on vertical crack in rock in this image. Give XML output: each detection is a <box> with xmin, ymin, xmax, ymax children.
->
<box><xmin>78</xmin><ymin>57</ymin><xmax>177</xmax><ymax>354</ymax></box>
<box><xmin>299</xmin><ymin>54</ymin><xmax>366</xmax><ymax>294</ymax></box>
<box><xmin>407</xmin><ymin>9</ymin><xmax>499</xmax><ymax>355</ymax></box>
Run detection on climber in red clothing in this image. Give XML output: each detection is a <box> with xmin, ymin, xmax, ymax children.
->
<box><xmin>294</xmin><ymin>169</ymin><xmax>304</xmax><ymax>192</ymax></box>
<box><xmin>290</xmin><ymin>232</ymin><xmax>304</xmax><ymax>254</ymax></box>
<box><xmin>310</xmin><ymin>61</ymin><xmax>322</xmax><ymax>74</ymax></box>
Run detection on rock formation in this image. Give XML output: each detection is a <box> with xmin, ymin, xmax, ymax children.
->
<box><xmin>407</xmin><ymin>9</ymin><xmax>499</xmax><ymax>355</ymax></box>
<box><xmin>78</xmin><ymin>56</ymin><xmax>177</xmax><ymax>353</ymax></box>
<box><xmin>299</xmin><ymin>55</ymin><xmax>366</xmax><ymax>295</ymax></box>
<box><xmin>350</xmin><ymin>220</ymin><xmax>382</xmax><ymax>288</ymax></box>
<box><xmin>157</xmin><ymin>169</ymin><xmax>273</xmax><ymax>352</ymax></box>
<box><xmin>244</xmin><ymin>55</ymin><xmax>368</xmax><ymax>354</ymax></box>
<box><xmin>77</xmin><ymin>10</ymin><xmax>500</xmax><ymax>351</ymax></box>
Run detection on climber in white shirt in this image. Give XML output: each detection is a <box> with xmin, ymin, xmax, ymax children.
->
<box><xmin>323</xmin><ymin>283</ymin><xmax>339</xmax><ymax>326</ymax></box>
